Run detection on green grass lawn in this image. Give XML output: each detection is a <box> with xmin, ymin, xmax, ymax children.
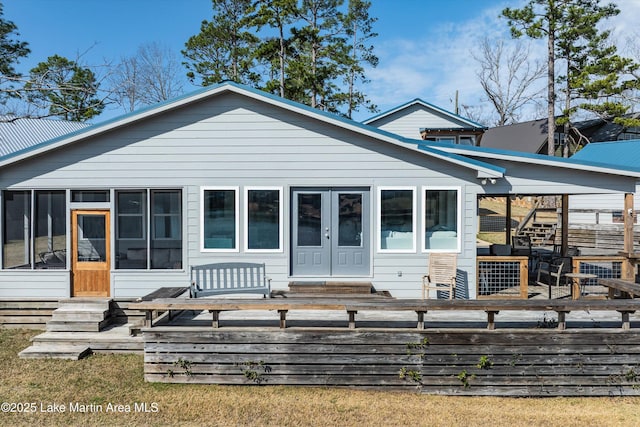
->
<box><xmin>1</xmin><ymin>329</ymin><xmax>640</xmax><ymax>426</ymax></box>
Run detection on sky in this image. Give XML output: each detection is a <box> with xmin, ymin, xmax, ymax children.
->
<box><xmin>5</xmin><ymin>0</ymin><xmax>640</xmax><ymax>124</ymax></box>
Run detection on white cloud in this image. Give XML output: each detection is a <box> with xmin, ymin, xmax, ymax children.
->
<box><xmin>360</xmin><ymin>3</ymin><xmax>524</xmax><ymax>122</ymax></box>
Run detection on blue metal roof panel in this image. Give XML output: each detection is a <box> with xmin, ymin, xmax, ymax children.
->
<box><xmin>422</xmin><ymin>139</ymin><xmax>640</xmax><ymax>175</ymax></box>
<box><xmin>571</xmin><ymin>139</ymin><xmax>640</xmax><ymax>169</ymax></box>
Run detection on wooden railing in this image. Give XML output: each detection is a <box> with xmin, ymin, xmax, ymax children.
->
<box><xmin>476</xmin><ymin>255</ymin><xmax>625</xmax><ymax>300</ymax></box>
<box><xmin>477</xmin><ymin>256</ymin><xmax>528</xmax><ymax>299</ymax></box>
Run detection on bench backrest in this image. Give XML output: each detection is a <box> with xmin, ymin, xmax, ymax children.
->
<box><xmin>191</xmin><ymin>262</ymin><xmax>269</xmax><ymax>297</ymax></box>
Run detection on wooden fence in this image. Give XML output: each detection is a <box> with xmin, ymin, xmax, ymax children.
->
<box><xmin>143</xmin><ymin>328</ymin><xmax>640</xmax><ymax>396</ymax></box>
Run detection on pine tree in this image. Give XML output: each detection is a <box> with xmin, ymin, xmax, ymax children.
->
<box><xmin>25</xmin><ymin>55</ymin><xmax>104</xmax><ymax>121</ymax></box>
<box><xmin>0</xmin><ymin>2</ymin><xmax>30</xmax><ymax>105</ymax></box>
<box><xmin>183</xmin><ymin>0</ymin><xmax>259</xmax><ymax>86</ymax></box>
<box><xmin>341</xmin><ymin>0</ymin><xmax>378</xmax><ymax>118</ymax></box>
<box><xmin>503</xmin><ymin>0</ymin><xmax>638</xmax><ymax>156</ymax></box>
<box><xmin>253</xmin><ymin>0</ymin><xmax>298</xmax><ymax>98</ymax></box>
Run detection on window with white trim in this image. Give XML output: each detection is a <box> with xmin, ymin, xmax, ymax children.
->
<box><xmin>202</xmin><ymin>187</ymin><xmax>238</xmax><ymax>251</ymax></box>
<box><xmin>378</xmin><ymin>187</ymin><xmax>415</xmax><ymax>252</ymax></box>
<box><xmin>423</xmin><ymin>187</ymin><xmax>460</xmax><ymax>252</ymax></box>
<box><xmin>245</xmin><ymin>187</ymin><xmax>282</xmax><ymax>251</ymax></box>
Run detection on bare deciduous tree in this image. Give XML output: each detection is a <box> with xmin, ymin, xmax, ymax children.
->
<box><xmin>473</xmin><ymin>38</ymin><xmax>545</xmax><ymax>127</ymax></box>
<box><xmin>109</xmin><ymin>42</ymin><xmax>185</xmax><ymax>113</ymax></box>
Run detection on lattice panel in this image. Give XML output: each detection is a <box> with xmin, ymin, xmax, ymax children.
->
<box><xmin>478</xmin><ymin>260</ymin><xmax>522</xmax><ymax>297</ymax></box>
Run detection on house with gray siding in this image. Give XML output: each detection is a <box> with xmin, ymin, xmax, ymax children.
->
<box><xmin>0</xmin><ymin>82</ymin><xmax>638</xmax><ymax>301</ymax></box>
<box><xmin>363</xmin><ymin>98</ymin><xmax>486</xmax><ymax>144</ymax></box>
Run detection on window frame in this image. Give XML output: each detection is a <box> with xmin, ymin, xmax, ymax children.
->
<box><xmin>151</xmin><ymin>190</ymin><xmax>182</xmax><ymax>241</ymax></box>
<box><xmin>421</xmin><ymin>186</ymin><xmax>461</xmax><ymax>253</ymax></box>
<box><xmin>116</xmin><ymin>190</ymin><xmax>147</xmax><ymax>241</ymax></box>
<box><xmin>200</xmin><ymin>186</ymin><xmax>239</xmax><ymax>253</ymax></box>
<box><xmin>244</xmin><ymin>186</ymin><xmax>283</xmax><ymax>253</ymax></box>
<box><xmin>377</xmin><ymin>186</ymin><xmax>416</xmax><ymax>253</ymax></box>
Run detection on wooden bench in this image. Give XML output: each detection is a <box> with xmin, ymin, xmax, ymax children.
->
<box><xmin>130</xmin><ymin>287</ymin><xmax>189</xmax><ymax>334</ymax></box>
<box><xmin>190</xmin><ymin>262</ymin><xmax>271</xmax><ymax>298</ymax></box>
<box><xmin>133</xmin><ymin>298</ymin><xmax>640</xmax><ymax>331</ymax></box>
<box><xmin>598</xmin><ymin>278</ymin><xmax>640</xmax><ymax>299</ymax></box>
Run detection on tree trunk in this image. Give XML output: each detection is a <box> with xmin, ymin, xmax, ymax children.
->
<box><xmin>547</xmin><ymin>25</ymin><xmax>556</xmax><ymax>157</ymax></box>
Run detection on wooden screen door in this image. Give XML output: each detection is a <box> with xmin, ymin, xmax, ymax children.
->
<box><xmin>71</xmin><ymin>210</ymin><xmax>110</xmax><ymax>297</ymax></box>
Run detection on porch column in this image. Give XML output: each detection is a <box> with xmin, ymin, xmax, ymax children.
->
<box><xmin>561</xmin><ymin>194</ymin><xmax>569</xmax><ymax>256</ymax></box>
<box><xmin>622</xmin><ymin>192</ymin><xmax>635</xmax><ymax>280</ymax></box>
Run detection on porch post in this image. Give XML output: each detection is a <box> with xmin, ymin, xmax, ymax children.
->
<box><xmin>505</xmin><ymin>196</ymin><xmax>512</xmax><ymax>245</ymax></box>
<box><xmin>561</xmin><ymin>194</ymin><xmax>569</xmax><ymax>256</ymax></box>
<box><xmin>622</xmin><ymin>192</ymin><xmax>635</xmax><ymax>280</ymax></box>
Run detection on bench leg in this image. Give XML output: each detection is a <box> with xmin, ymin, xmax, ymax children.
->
<box><xmin>210</xmin><ymin>310</ymin><xmax>220</xmax><ymax>328</ymax></box>
<box><xmin>278</xmin><ymin>310</ymin><xmax>288</xmax><ymax>329</ymax></box>
<box><xmin>416</xmin><ymin>311</ymin><xmax>426</xmax><ymax>330</ymax></box>
<box><xmin>619</xmin><ymin>311</ymin><xmax>634</xmax><ymax>330</ymax></box>
<box><xmin>556</xmin><ymin>311</ymin><xmax>567</xmax><ymax>330</ymax></box>
<box><xmin>145</xmin><ymin>310</ymin><xmax>153</xmax><ymax>328</ymax></box>
<box><xmin>348</xmin><ymin>310</ymin><xmax>357</xmax><ymax>329</ymax></box>
<box><xmin>486</xmin><ymin>311</ymin><xmax>498</xmax><ymax>330</ymax></box>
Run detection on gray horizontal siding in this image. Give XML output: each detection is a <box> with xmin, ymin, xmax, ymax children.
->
<box><xmin>0</xmin><ymin>271</ymin><xmax>69</xmax><ymax>298</ymax></box>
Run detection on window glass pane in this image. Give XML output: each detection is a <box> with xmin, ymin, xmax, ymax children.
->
<box><xmin>203</xmin><ymin>190</ymin><xmax>236</xmax><ymax>249</ymax></box>
<box><xmin>151</xmin><ymin>190</ymin><xmax>182</xmax><ymax>269</ymax></box>
<box><xmin>116</xmin><ymin>191</ymin><xmax>147</xmax><ymax>269</ymax></box>
<box><xmin>35</xmin><ymin>191</ymin><xmax>66</xmax><ymax>269</ymax></box>
<box><xmin>71</xmin><ymin>191</ymin><xmax>109</xmax><ymax>202</ymax></box>
<box><xmin>338</xmin><ymin>193</ymin><xmax>362</xmax><ymax>247</ymax></box>
<box><xmin>380</xmin><ymin>189</ymin><xmax>413</xmax><ymax>250</ymax></box>
<box><xmin>248</xmin><ymin>189</ymin><xmax>280</xmax><ymax>250</ymax></box>
<box><xmin>152</xmin><ymin>191</ymin><xmax>181</xmax><ymax>239</ymax></box>
<box><xmin>297</xmin><ymin>193</ymin><xmax>322</xmax><ymax>247</ymax></box>
<box><xmin>3</xmin><ymin>191</ymin><xmax>31</xmax><ymax>269</ymax></box>
<box><xmin>425</xmin><ymin>189</ymin><xmax>458</xmax><ymax>250</ymax></box>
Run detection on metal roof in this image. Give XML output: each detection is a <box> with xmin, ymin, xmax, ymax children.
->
<box><xmin>0</xmin><ymin>82</ymin><xmax>503</xmax><ymax>178</ymax></box>
<box><xmin>420</xmin><ymin>139</ymin><xmax>640</xmax><ymax>178</ymax></box>
<box><xmin>571</xmin><ymin>139</ymin><xmax>640</xmax><ymax>168</ymax></box>
<box><xmin>0</xmin><ymin>115</ymin><xmax>88</xmax><ymax>157</ymax></box>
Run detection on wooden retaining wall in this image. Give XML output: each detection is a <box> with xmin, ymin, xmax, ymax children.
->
<box><xmin>143</xmin><ymin>328</ymin><xmax>640</xmax><ymax>396</ymax></box>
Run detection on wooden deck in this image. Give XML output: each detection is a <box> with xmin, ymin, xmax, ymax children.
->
<box><xmin>134</xmin><ymin>297</ymin><xmax>640</xmax><ymax>330</ymax></box>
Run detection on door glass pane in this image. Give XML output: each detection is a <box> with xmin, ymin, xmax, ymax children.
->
<box><xmin>297</xmin><ymin>193</ymin><xmax>322</xmax><ymax>247</ymax></box>
<box><xmin>338</xmin><ymin>193</ymin><xmax>362</xmax><ymax>247</ymax></box>
<box><xmin>77</xmin><ymin>215</ymin><xmax>106</xmax><ymax>262</ymax></box>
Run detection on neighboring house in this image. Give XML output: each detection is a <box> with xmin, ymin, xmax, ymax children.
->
<box><xmin>0</xmin><ymin>115</ymin><xmax>88</xmax><ymax>157</ymax></box>
<box><xmin>0</xmin><ymin>82</ymin><xmax>637</xmax><ymax>300</ymax></box>
<box><xmin>362</xmin><ymin>98</ymin><xmax>487</xmax><ymax>144</ymax></box>
<box><xmin>480</xmin><ymin>114</ymin><xmax>640</xmax><ymax>155</ymax></box>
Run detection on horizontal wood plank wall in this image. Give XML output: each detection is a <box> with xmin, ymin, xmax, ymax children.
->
<box><xmin>143</xmin><ymin>328</ymin><xmax>640</xmax><ymax>396</ymax></box>
<box><xmin>0</xmin><ymin>300</ymin><xmax>59</xmax><ymax>329</ymax></box>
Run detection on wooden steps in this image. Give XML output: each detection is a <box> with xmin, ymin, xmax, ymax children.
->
<box><xmin>19</xmin><ymin>344</ymin><xmax>92</xmax><ymax>360</ymax></box>
<box><xmin>46</xmin><ymin>299</ymin><xmax>112</xmax><ymax>332</ymax></box>
<box><xmin>518</xmin><ymin>222</ymin><xmax>557</xmax><ymax>245</ymax></box>
<box><xmin>19</xmin><ymin>298</ymin><xmax>139</xmax><ymax>359</ymax></box>
<box><xmin>288</xmin><ymin>281</ymin><xmax>374</xmax><ymax>295</ymax></box>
